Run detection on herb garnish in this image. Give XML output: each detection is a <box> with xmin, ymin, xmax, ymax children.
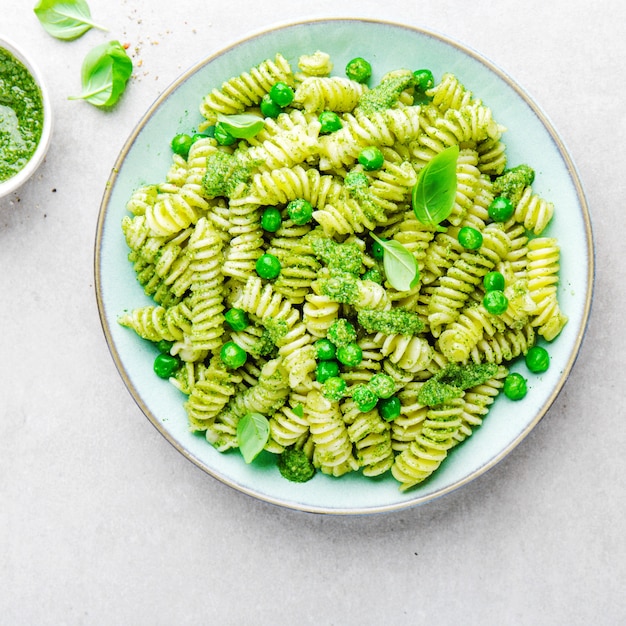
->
<box><xmin>68</xmin><ymin>41</ymin><xmax>133</xmax><ymax>108</ymax></box>
<box><xmin>34</xmin><ymin>0</ymin><xmax>107</xmax><ymax>41</ymax></box>
<box><xmin>216</xmin><ymin>113</ymin><xmax>265</xmax><ymax>139</ymax></box>
<box><xmin>369</xmin><ymin>232</ymin><xmax>419</xmax><ymax>291</ymax></box>
<box><xmin>236</xmin><ymin>413</ymin><xmax>270</xmax><ymax>463</ymax></box>
<box><xmin>412</xmin><ymin>144</ymin><xmax>459</xmax><ymax>230</ymax></box>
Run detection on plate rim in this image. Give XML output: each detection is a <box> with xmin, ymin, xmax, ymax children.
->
<box><xmin>94</xmin><ymin>16</ymin><xmax>595</xmax><ymax>515</ymax></box>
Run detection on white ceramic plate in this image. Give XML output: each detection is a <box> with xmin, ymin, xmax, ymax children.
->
<box><xmin>95</xmin><ymin>18</ymin><xmax>594</xmax><ymax>514</ymax></box>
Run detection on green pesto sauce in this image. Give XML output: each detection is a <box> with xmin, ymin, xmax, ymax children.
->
<box><xmin>492</xmin><ymin>164</ymin><xmax>535</xmax><ymax>206</ymax></box>
<box><xmin>202</xmin><ymin>151</ymin><xmax>251</xmax><ymax>198</ymax></box>
<box><xmin>417</xmin><ymin>362</ymin><xmax>498</xmax><ymax>407</ymax></box>
<box><xmin>320</xmin><ymin>272</ymin><xmax>360</xmax><ymax>305</ymax></box>
<box><xmin>0</xmin><ymin>47</ymin><xmax>44</xmax><ymax>183</ymax></box>
<box><xmin>356</xmin><ymin>71</ymin><xmax>415</xmax><ymax>115</ymax></box>
<box><xmin>326</xmin><ymin>318</ymin><xmax>357</xmax><ymax>348</ymax></box>
<box><xmin>310</xmin><ymin>236</ymin><xmax>362</xmax><ymax>275</ymax></box>
<box><xmin>357</xmin><ymin>308</ymin><xmax>424</xmax><ymax>335</ymax></box>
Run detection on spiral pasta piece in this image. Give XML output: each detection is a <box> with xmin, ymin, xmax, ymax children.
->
<box><xmin>118</xmin><ymin>302</ymin><xmax>191</xmax><ymax>343</ymax></box>
<box><xmin>391</xmin><ymin>382</ymin><xmax>429</xmax><ymax>451</ymax></box>
<box><xmin>468</xmin><ymin>324</ymin><xmax>535</xmax><ymax>365</ymax></box>
<box><xmin>437</xmin><ymin>303</ymin><xmax>504</xmax><ymax>363</ymax></box>
<box><xmin>294</xmin><ymin>76</ymin><xmax>367</xmax><ymax>113</ymax></box>
<box><xmin>184</xmin><ymin>358</ymin><xmax>243</xmax><ymax>432</ymax></box>
<box><xmin>302</xmin><ymin>291</ymin><xmax>340</xmax><ymax>337</ymax></box>
<box><xmin>125</xmin><ymin>184</ymin><xmax>159</xmax><ymax>216</ymax></box>
<box><xmin>427</xmin><ymin>224</ymin><xmax>511</xmax><ymax>336</ymax></box>
<box><xmin>221</xmin><ymin>203</ymin><xmax>264</xmax><ymax>281</ymax></box>
<box><xmin>526</xmin><ymin>237</ymin><xmax>568</xmax><ymax>340</ymax></box>
<box><xmin>144</xmin><ymin>184</ymin><xmax>208</xmax><ymax>237</ymax></box>
<box><xmin>391</xmin><ymin>397</ymin><xmax>465</xmax><ymax>490</ymax></box>
<box><xmin>306</xmin><ymin>390</ymin><xmax>359</xmax><ymax>477</ymax></box>
<box><xmin>374</xmin><ymin>333</ymin><xmax>433</xmax><ymax>373</ymax></box>
<box><xmin>453</xmin><ymin>366</ymin><xmax>507</xmax><ymax>444</ymax></box>
<box><xmin>514</xmin><ymin>186</ymin><xmax>555</xmax><ymax>235</ymax></box>
<box><xmin>265</xmin><ymin>221</ymin><xmax>321</xmax><ymax>304</ymax></box>
<box><xmin>347</xmin><ymin>410</ymin><xmax>394</xmax><ymax>476</ymax></box>
<box><xmin>269</xmin><ymin>388</ymin><xmax>311</xmax><ymax>448</ymax></box>
<box><xmin>186</xmin><ymin>217</ymin><xmax>226</xmax><ymax>352</ymax></box>
<box><xmin>199</xmin><ymin>53</ymin><xmax>294</xmax><ymax>123</ymax></box>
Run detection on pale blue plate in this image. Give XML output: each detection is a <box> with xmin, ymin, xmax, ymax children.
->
<box><xmin>95</xmin><ymin>18</ymin><xmax>594</xmax><ymax>514</ymax></box>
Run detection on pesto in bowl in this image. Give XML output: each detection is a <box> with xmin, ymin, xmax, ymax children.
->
<box><xmin>0</xmin><ymin>37</ymin><xmax>51</xmax><ymax>197</ymax></box>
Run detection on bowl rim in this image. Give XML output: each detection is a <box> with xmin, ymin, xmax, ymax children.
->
<box><xmin>94</xmin><ymin>17</ymin><xmax>595</xmax><ymax>514</ymax></box>
<box><xmin>0</xmin><ymin>35</ymin><xmax>53</xmax><ymax>198</ymax></box>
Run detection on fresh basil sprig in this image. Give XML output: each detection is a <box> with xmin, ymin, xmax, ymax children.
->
<box><xmin>237</xmin><ymin>412</ymin><xmax>270</xmax><ymax>463</ymax></box>
<box><xmin>34</xmin><ymin>0</ymin><xmax>107</xmax><ymax>41</ymax></box>
<box><xmin>370</xmin><ymin>233</ymin><xmax>419</xmax><ymax>291</ymax></box>
<box><xmin>412</xmin><ymin>144</ymin><xmax>459</xmax><ymax>230</ymax></box>
<box><xmin>69</xmin><ymin>41</ymin><xmax>133</xmax><ymax>108</ymax></box>
<box><xmin>216</xmin><ymin>113</ymin><xmax>265</xmax><ymax>139</ymax></box>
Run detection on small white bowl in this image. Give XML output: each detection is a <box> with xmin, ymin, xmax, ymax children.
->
<box><xmin>0</xmin><ymin>36</ymin><xmax>53</xmax><ymax>199</ymax></box>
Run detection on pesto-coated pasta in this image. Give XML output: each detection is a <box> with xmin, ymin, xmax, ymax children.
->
<box><xmin>118</xmin><ymin>50</ymin><xmax>568</xmax><ymax>492</ymax></box>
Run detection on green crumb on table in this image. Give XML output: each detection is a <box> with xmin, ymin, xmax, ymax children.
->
<box><xmin>356</xmin><ymin>70</ymin><xmax>416</xmax><ymax>114</ymax></box>
<box><xmin>277</xmin><ymin>448</ymin><xmax>315</xmax><ymax>483</ymax></box>
<box><xmin>326</xmin><ymin>318</ymin><xmax>357</xmax><ymax>348</ymax></box>
<box><xmin>357</xmin><ymin>308</ymin><xmax>424</xmax><ymax>335</ymax></box>
<box><xmin>492</xmin><ymin>164</ymin><xmax>535</xmax><ymax>206</ymax></box>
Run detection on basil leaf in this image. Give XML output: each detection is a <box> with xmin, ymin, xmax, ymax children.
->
<box><xmin>412</xmin><ymin>144</ymin><xmax>459</xmax><ymax>228</ymax></box>
<box><xmin>34</xmin><ymin>0</ymin><xmax>107</xmax><ymax>40</ymax></box>
<box><xmin>68</xmin><ymin>41</ymin><xmax>133</xmax><ymax>108</ymax></box>
<box><xmin>216</xmin><ymin>113</ymin><xmax>265</xmax><ymax>139</ymax></box>
<box><xmin>370</xmin><ymin>233</ymin><xmax>419</xmax><ymax>291</ymax></box>
<box><xmin>237</xmin><ymin>413</ymin><xmax>270</xmax><ymax>463</ymax></box>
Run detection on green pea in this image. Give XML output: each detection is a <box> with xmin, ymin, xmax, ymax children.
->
<box><xmin>525</xmin><ymin>346</ymin><xmax>550</xmax><ymax>373</ymax></box>
<box><xmin>413</xmin><ymin>69</ymin><xmax>435</xmax><ymax>92</ymax></box>
<box><xmin>191</xmin><ymin>132</ymin><xmax>211</xmax><ymax>143</ymax></box>
<box><xmin>316</xmin><ymin>360</ymin><xmax>340</xmax><ymax>383</ymax></box>
<box><xmin>269</xmin><ymin>81</ymin><xmax>295</xmax><ymax>107</ymax></box>
<box><xmin>361</xmin><ymin>268</ymin><xmax>383</xmax><ymax>284</ymax></box>
<box><xmin>220</xmin><ymin>341</ymin><xmax>247</xmax><ymax>369</ymax></box>
<box><xmin>358</xmin><ymin>146</ymin><xmax>384</xmax><ymax>171</ymax></box>
<box><xmin>224</xmin><ymin>308</ymin><xmax>249</xmax><ymax>332</ymax></box>
<box><xmin>345</xmin><ymin>57</ymin><xmax>372</xmax><ymax>83</ymax></box>
<box><xmin>322</xmin><ymin>376</ymin><xmax>347</xmax><ymax>402</ymax></box>
<box><xmin>286</xmin><ymin>198</ymin><xmax>313</xmax><ymax>225</ymax></box>
<box><xmin>352</xmin><ymin>384</ymin><xmax>378</xmax><ymax>412</ymax></box>
<box><xmin>315</xmin><ymin>338</ymin><xmax>336</xmax><ymax>361</ymax></box>
<box><xmin>319</xmin><ymin>111</ymin><xmax>343</xmax><ymax>134</ymax></box>
<box><xmin>153</xmin><ymin>353</ymin><xmax>180</xmax><ymax>379</ymax></box>
<box><xmin>260</xmin><ymin>93</ymin><xmax>282</xmax><ymax>118</ymax></box>
<box><xmin>261</xmin><ymin>207</ymin><xmax>282</xmax><ymax>232</ymax></box>
<box><xmin>255</xmin><ymin>253</ymin><xmax>281</xmax><ymax>280</ymax></box>
<box><xmin>503</xmin><ymin>372</ymin><xmax>528</xmax><ymax>400</ymax></box>
<box><xmin>371</xmin><ymin>238</ymin><xmax>386</xmax><ymax>260</ymax></box>
<box><xmin>483</xmin><ymin>271</ymin><xmax>505</xmax><ymax>292</ymax></box>
<box><xmin>337</xmin><ymin>341</ymin><xmax>363</xmax><ymax>367</ymax></box>
<box><xmin>369</xmin><ymin>372</ymin><xmax>395</xmax><ymax>399</ymax></box>
<box><xmin>488</xmin><ymin>196</ymin><xmax>515</xmax><ymax>222</ymax></box>
<box><xmin>170</xmin><ymin>133</ymin><xmax>193</xmax><ymax>158</ymax></box>
<box><xmin>458</xmin><ymin>226</ymin><xmax>483</xmax><ymax>250</ymax></box>
<box><xmin>483</xmin><ymin>290</ymin><xmax>509</xmax><ymax>315</ymax></box>
<box><xmin>378</xmin><ymin>396</ymin><xmax>401</xmax><ymax>421</ymax></box>
<box><xmin>156</xmin><ymin>339</ymin><xmax>174</xmax><ymax>354</ymax></box>
<box><xmin>213</xmin><ymin>122</ymin><xmax>236</xmax><ymax>146</ymax></box>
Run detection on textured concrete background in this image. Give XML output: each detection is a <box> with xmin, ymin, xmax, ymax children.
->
<box><xmin>1</xmin><ymin>1</ymin><xmax>621</xmax><ymax>624</ymax></box>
